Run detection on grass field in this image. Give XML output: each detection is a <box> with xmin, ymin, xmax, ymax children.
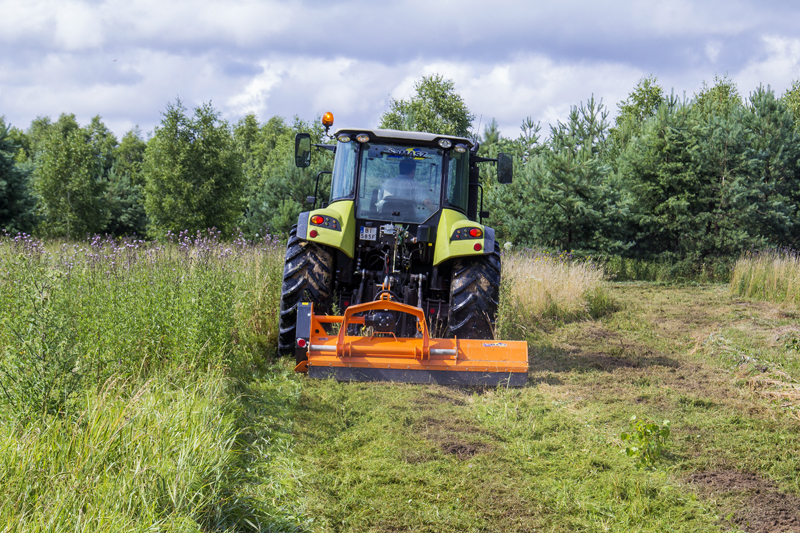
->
<box><xmin>2</xmin><ymin>236</ymin><xmax>800</xmax><ymax>532</ymax></box>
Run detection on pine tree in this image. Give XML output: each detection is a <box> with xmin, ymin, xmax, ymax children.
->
<box><xmin>741</xmin><ymin>86</ymin><xmax>800</xmax><ymax>247</ymax></box>
<box><xmin>106</xmin><ymin>128</ymin><xmax>148</xmax><ymax>236</ymax></box>
<box><xmin>0</xmin><ymin>117</ymin><xmax>36</xmax><ymax>232</ymax></box>
<box><xmin>33</xmin><ymin>126</ymin><xmax>108</xmax><ymax>238</ymax></box>
<box><xmin>143</xmin><ymin>99</ymin><xmax>243</xmax><ymax>235</ymax></box>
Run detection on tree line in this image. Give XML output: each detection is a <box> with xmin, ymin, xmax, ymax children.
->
<box><xmin>0</xmin><ymin>99</ymin><xmax>329</xmax><ymax>239</ymax></box>
<box><xmin>2</xmin><ymin>74</ymin><xmax>800</xmax><ymax>266</ymax></box>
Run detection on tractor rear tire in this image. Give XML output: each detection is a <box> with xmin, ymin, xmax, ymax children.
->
<box><xmin>278</xmin><ymin>225</ymin><xmax>334</xmax><ymax>356</ymax></box>
<box><xmin>446</xmin><ymin>247</ymin><xmax>501</xmax><ymax>340</ymax></box>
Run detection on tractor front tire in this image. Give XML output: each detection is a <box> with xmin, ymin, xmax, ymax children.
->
<box><xmin>446</xmin><ymin>248</ymin><xmax>501</xmax><ymax>340</ymax></box>
<box><xmin>278</xmin><ymin>225</ymin><xmax>333</xmax><ymax>356</ymax></box>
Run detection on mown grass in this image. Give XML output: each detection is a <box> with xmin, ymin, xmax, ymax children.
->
<box><xmin>730</xmin><ymin>248</ymin><xmax>800</xmax><ymax>306</ymax></box>
<box><xmin>289</xmin><ymin>283</ymin><xmax>800</xmax><ymax>532</ymax></box>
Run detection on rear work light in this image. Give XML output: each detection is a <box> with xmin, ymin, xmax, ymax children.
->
<box><xmin>356</xmin><ymin>133</ymin><xmax>370</xmax><ymax>143</ymax></box>
<box><xmin>338</xmin><ymin>134</ymin><xmax>351</xmax><ymax>143</ymax></box>
<box><xmin>438</xmin><ymin>139</ymin><xmax>452</xmax><ymax>148</ymax></box>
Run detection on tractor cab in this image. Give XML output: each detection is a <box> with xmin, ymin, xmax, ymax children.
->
<box><xmin>295</xmin><ymin>127</ymin><xmax>509</xmax><ymax>226</ymax></box>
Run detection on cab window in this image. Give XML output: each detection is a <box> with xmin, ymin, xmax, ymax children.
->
<box><xmin>446</xmin><ymin>150</ymin><xmax>469</xmax><ymax>212</ymax></box>
<box><xmin>330</xmin><ymin>140</ymin><xmax>357</xmax><ymax>202</ymax></box>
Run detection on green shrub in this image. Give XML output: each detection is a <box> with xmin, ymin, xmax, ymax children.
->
<box><xmin>620</xmin><ymin>416</ymin><xmax>671</xmax><ymax>468</ymax></box>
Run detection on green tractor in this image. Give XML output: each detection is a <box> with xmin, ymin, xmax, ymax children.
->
<box><xmin>278</xmin><ymin>117</ymin><xmax>514</xmax><ymax>363</ymax></box>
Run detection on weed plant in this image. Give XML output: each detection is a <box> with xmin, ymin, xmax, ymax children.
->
<box><xmin>730</xmin><ymin>247</ymin><xmax>800</xmax><ymax>306</ymax></box>
<box><xmin>499</xmin><ymin>249</ymin><xmax>612</xmax><ymax>338</ymax></box>
<box><xmin>0</xmin><ymin>230</ymin><xmax>284</xmax><ymax>417</ymax></box>
<box><xmin>0</xmin><ymin>230</ymin><xmax>302</xmax><ymax>531</ymax></box>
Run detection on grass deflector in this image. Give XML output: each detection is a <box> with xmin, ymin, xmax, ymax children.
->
<box><xmin>294</xmin><ymin>300</ymin><xmax>529</xmax><ymax>386</ymax></box>
<box><xmin>282</xmin><ymin>117</ymin><xmax>527</xmax><ymax>385</ymax></box>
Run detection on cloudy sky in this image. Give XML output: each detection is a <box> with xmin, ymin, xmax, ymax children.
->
<box><xmin>2</xmin><ymin>0</ymin><xmax>799</xmax><ymax>140</ymax></box>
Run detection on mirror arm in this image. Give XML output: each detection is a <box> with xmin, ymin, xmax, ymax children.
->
<box><xmin>468</xmin><ymin>183</ymin><xmax>486</xmax><ymax>224</ymax></box>
<box><xmin>313</xmin><ymin>144</ymin><xmax>336</xmax><ymax>153</ymax></box>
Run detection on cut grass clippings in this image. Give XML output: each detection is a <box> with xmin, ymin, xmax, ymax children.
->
<box><xmin>287</xmin><ymin>282</ymin><xmax>800</xmax><ymax>532</ymax></box>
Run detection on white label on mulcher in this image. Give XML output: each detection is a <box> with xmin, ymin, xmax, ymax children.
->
<box><xmin>483</xmin><ymin>343</ymin><xmax>508</xmax><ymax>347</ymax></box>
<box><xmin>360</xmin><ymin>227</ymin><xmax>377</xmax><ymax>241</ymax></box>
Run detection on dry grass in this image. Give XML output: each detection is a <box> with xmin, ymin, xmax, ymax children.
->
<box><xmin>730</xmin><ymin>249</ymin><xmax>800</xmax><ymax>306</ymax></box>
<box><xmin>500</xmin><ymin>250</ymin><xmax>609</xmax><ymax>336</ymax></box>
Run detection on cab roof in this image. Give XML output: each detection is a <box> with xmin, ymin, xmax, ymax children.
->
<box><xmin>333</xmin><ymin>128</ymin><xmax>474</xmax><ymax>148</ymax></box>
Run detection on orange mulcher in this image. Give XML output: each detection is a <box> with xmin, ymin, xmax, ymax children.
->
<box><xmin>293</xmin><ymin>297</ymin><xmax>528</xmax><ymax>386</ymax></box>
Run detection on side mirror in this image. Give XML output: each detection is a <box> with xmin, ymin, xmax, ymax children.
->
<box><xmin>306</xmin><ymin>196</ymin><xmax>316</xmax><ymax>205</ymax></box>
<box><xmin>497</xmin><ymin>153</ymin><xmax>513</xmax><ymax>184</ymax></box>
<box><xmin>295</xmin><ymin>133</ymin><xmax>312</xmax><ymax>168</ymax></box>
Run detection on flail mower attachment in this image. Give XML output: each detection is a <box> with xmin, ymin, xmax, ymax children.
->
<box><xmin>293</xmin><ymin>297</ymin><xmax>529</xmax><ymax>387</ymax></box>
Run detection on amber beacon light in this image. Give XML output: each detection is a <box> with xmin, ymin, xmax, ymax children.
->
<box><xmin>322</xmin><ymin>111</ymin><xmax>334</xmax><ymax>133</ymax></box>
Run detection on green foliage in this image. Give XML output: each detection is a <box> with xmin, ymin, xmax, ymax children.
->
<box><xmin>512</xmin><ymin>98</ymin><xmax>629</xmax><ymax>253</ymax></box>
<box><xmin>143</xmin><ymin>99</ymin><xmax>243</xmax><ymax>236</ymax></box>
<box><xmin>0</xmin><ymin>117</ymin><xmax>37</xmax><ymax>233</ymax></box>
<box><xmin>741</xmin><ymin>86</ymin><xmax>800</xmax><ymax>248</ymax></box>
<box><xmin>106</xmin><ymin>128</ymin><xmax>148</xmax><ymax>236</ymax></box>
<box><xmin>1</xmin><ymin>271</ymin><xmax>83</xmax><ymax>419</ymax></box>
<box><xmin>609</xmin><ymin>76</ymin><xmax>665</xmax><ymax>159</ymax></box>
<box><xmin>105</xmin><ymin>166</ymin><xmax>148</xmax><ymax>236</ymax></box>
<box><xmin>236</xmin><ymin>115</ymin><xmax>330</xmax><ymax>235</ymax></box>
<box><xmin>784</xmin><ymin>79</ymin><xmax>800</xmax><ymax>123</ymax></box>
<box><xmin>32</xmin><ymin>123</ymin><xmax>108</xmax><ymax>238</ymax></box>
<box><xmin>694</xmin><ymin>74</ymin><xmax>741</xmax><ymax>117</ymax></box>
<box><xmin>614</xmin><ymin>86</ymin><xmax>791</xmax><ymax>263</ymax></box>
<box><xmin>380</xmin><ymin>74</ymin><xmax>474</xmax><ymax>137</ymax></box>
<box><xmin>616</xmin><ymin>76</ymin><xmax>665</xmax><ymax>127</ymax></box>
<box><xmin>620</xmin><ymin>416</ymin><xmax>671</xmax><ymax>468</ymax></box>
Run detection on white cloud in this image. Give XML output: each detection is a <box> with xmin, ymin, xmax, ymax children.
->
<box><xmin>226</xmin><ymin>61</ymin><xmax>285</xmax><ymax>117</ymax></box>
<box><xmin>3</xmin><ymin>0</ymin><xmax>800</xmax><ymax>140</ymax></box>
<box><xmin>734</xmin><ymin>36</ymin><xmax>800</xmax><ymax>96</ymax></box>
<box><xmin>705</xmin><ymin>41</ymin><xmax>722</xmax><ymax>63</ymax></box>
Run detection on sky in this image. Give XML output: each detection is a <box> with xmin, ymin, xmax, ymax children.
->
<box><xmin>2</xmin><ymin>0</ymin><xmax>800</xmax><ymax>141</ymax></box>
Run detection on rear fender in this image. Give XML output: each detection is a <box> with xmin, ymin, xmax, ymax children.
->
<box><xmin>433</xmin><ymin>209</ymin><xmax>495</xmax><ymax>266</ymax></box>
<box><xmin>296</xmin><ymin>200</ymin><xmax>356</xmax><ymax>258</ymax></box>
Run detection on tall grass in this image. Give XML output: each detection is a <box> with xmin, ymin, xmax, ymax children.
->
<box><xmin>730</xmin><ymin>248</ymin><xmax>800</xmax><ymax>305</ymax></box>
<box><xmin>0</xmin><ymin>230</ymin><xmax>298</xmax><ymax>531</ymax></box>
<box><xmin>0</xmin><ymin>230</ymin><xmax>284</xmax><ymax>416</ymax></box>
<box><xmin>603</xmin><ymin>256</ymin><xmax>732</xmax><ymax>283</ymax></box>
<box><xmin>499</xmin><ymin>250</ymin><xmax>612</xmax><ymax>338</ymax></box>
<box><xmin>0</xmin><ymin>373</ymin><xmax>247</xmax><ymax>531</ymax></box>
